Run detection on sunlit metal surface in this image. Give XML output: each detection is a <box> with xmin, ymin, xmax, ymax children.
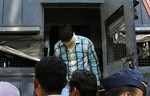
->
<box><xmin>0</xmin><ymin>26</ymin><xmax>40</xmax><ymax>32</ymax></box>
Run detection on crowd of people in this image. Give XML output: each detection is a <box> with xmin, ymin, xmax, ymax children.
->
<box><xmin>1</xmin><ymin>24</ymin><xmax>148</xmax><ymax>96</ymax></box>
<box><xmin>33</xmin><ymin>24</ymin><xmax>147</xmax><ymax>96</ymax></box>
<box><xmin>33</xmin><ymin>55</ymin><xmax>147</xmax><ymax>96</ymax></box>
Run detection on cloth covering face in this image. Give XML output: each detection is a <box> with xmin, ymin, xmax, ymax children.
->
<box><xmin>63</xmin><ymin>33</ymin><xmax>76</xmax><ymax>53</ymax></box>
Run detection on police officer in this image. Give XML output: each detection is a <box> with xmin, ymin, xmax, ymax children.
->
<box><xmin>102</xmin><ymin>69</ymin><xmax>147</xmax><ymax>96</ymax></box>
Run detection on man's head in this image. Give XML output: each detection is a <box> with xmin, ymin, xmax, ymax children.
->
<box><xmin>69</xmin><ymin>69</ymin><xmax>97</xmax><ymax>96</ymax></box>
<box><xmin>59</xmin><ymin>24</ymin><xmax>77</xmax><ymax>52</ymax></box>
<box><xmin>34</xmin><ymin>56</ymin><xmax>67</xmax><ymax>95</ymax></box>
<box><xmin>104</xmin><ymin>86</ymin><xmax>143</xmax><ymax>96</ymax></box>
<box><xmin>59</xmin><ymin>24</ymin><xmax>73</xmax><ymax>42</ymax></box>
<box><xmin>102</xmin><ymin>69</ymin><xmax>147</xmax><ymax>96</ymax></box>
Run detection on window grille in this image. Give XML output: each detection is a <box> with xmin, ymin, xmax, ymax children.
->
<box><xmin>0</xmin><ymin>51</ymin><xmax>36</xmax><ymax>67</ymax></box>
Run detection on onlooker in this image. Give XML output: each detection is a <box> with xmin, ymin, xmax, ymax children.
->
<box><xmin>69</xmin><ymin>69</ymin><xmax>97</xmax><ymax>96</ymax></box>
<box><xmin>0</xmin><ymin>81</ymin><xmax>20</xmax><ymax>96</ymax></box>
<box><xmin>102</xmin><ymin>69</ymin><xmax>147</xmax><ymax>96</ymax></box>
<box><xmin>34</xmin><ymin>56</ymin><xmax>67</xmax><ymax>96</ymax></box>
<box><xmin>54</xmin><ymin>24</ymin><xmax>101</xmax><ymax>96</ymax></box>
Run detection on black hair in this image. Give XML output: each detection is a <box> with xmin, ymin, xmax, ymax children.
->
<box><xmin>59</xmin><ymin>24</ymin><xmax>73</xmax><ymax>42</ymax></box>
<box><xmin>105</xmin><ymin>86</ymin><xmax>137</xmax><ymax>96</ymax></box>
<box><xmin>35</xmin><ymin>56</ymin><xmax>67</xmax><ymax>94</ymax></box>
<box><xmin>69</xmin><ymin>69</ymin><xmax>97</xmax><ymax>96</ymax></box>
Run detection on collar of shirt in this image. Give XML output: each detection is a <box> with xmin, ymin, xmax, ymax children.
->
<box><xmin>59</xmin><ymin>35</ymin><xmax>80</xmax><ymax>46</ymax></box>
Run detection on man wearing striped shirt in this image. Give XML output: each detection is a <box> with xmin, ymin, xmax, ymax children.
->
<box><xmin>54</xmin><ymin>24</ymin><xmax>101</xmax><ymax>96</ymax></box>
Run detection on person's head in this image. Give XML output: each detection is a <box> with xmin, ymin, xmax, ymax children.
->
<box><xmin>59</xmin><ymin>24</ymin><xmax>73</xmax><ymax>42</ymax></box>
<box><xmin>102</xmin><ymin>69</ymin><xmax>148</xmax><ymax>96</ymax></box>
<box><xmin>0</xmin><ymin>81</ymin><xmax>20</xmax><ymax>96</ymax></box>
<box><xmin>69</xmin><ymin>69</ymin><xmax>97</xmax><ymax>96</ymax></box>
<box><xmin>59</xmin><ymin>24</ymin><xmax>77</xmax><ymax>52</ymax></box>
<box><xmin>104</xmin><ymin>86</ymin><xmax>143</xmax><ymax>96</ymax></box>
<box><xmin>34</xmin><ymin>56</ymin><xmax>67</xmax><ymax>95</ymax></box>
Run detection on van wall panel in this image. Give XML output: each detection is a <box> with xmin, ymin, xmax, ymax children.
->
<box><xmin>3</xmin><ymin>0</ymin><xmax>22</xmax><ymax>25</ymax></box>
<box><xmin>0</xmin><ymin>68</ymin><xmax>35</xmax><ymax>96</ymax></box>
<box><xmin>141</xmin><ymin>1</ymin><xmax>150</xmax><ymax>24</ymax></box>
<box><xmin>22</xmin><ymin>0</ymin><xmax>42</xmax><ymax>25</ymax></box>
<box><xmin>134</xmin><ymin>2</ymin><xmax>142</xmax><ymax>25</ymax></box>
<box><xmin>0</xmin><ymin>0</ymin><xmax>3</xmax><ymax>25</ymax></box>
<box><xmin>134</xmin><ymin>1</ymin><xmax>150</xmax><ymax>26</ymax></box>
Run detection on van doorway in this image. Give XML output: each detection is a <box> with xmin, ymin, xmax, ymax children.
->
<box><xmin>43</xmin><ymin>4</ymin><xmax>103</xmax><ymax>72</ymax></box>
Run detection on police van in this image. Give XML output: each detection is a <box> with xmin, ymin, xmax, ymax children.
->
<box><xmin>0</xmin><ymin>0</ymin><xmax>149</xmax><ymax>95</ymax></box>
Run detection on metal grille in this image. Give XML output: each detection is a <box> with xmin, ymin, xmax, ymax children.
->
<box><xmin>107</xmin><ymin>36</ymin><xmax>126</xmax><ymax>63</ymax></box>
<box><xmin>138</xmin><ymin>57</ymin><xmax>150</xmax><ymax>66</ymax></box>
<box><xmin>105</xmin><ymin>12</ymin><xmax>127</xmax><ymax>64</ymax></box>
<box><xmin>114</xmin><ymin>44</ymin><xmax>126</xmax><ymax>60</ymax></box>
<box><xmin>138</xmin><ymin>42</ymin><xmax>150</xmax><ymax>66</ymax></box>
<box><xmin>0</xmin><ymin>51</ymin><xmax>36</xmax><ymax>67</ymax></box>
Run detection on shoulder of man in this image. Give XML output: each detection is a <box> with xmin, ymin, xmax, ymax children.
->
<box><xmin>77</xmin><ymin>35</ymin><xmax>91</xmax><ymax>41</ymax></box>
<box><xmin>54</xmin><ymin>40</ymin><xmax>63</xmax><ymax>47</ymax></box>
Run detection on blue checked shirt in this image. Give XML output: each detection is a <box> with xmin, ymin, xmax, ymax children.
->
<box><xmin>54</xmin><ymin>35</ymin><xmax>101</xmax><ymax>85</ymax></box>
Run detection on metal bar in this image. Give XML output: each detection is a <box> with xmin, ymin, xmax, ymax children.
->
<box><xmin>0</xmin><ymin>26</ymin><xmax>40</xmax><ymax>32</ymax></box>
<box><xmin>135</xmin><ymin>27</ymin><xmax>150</xmax><ymax>34</ymax></box>
<box><xmin>41</xmin><ymin>0</ymin><xmax>103</xmax><ymax>3</ymax></box>
<box><xmin>0</xmin><ymin>74</ymin><xmax>34</xmax><ymax>77</ymax></box>
<box><xmin>44</xmin><ymin>6</ymin><xmax>100</xmax><ymax>9</ymax></box>
<box><xmin>0</xmin><ymin>26</ymin><xmax>40</xmax><ymax>35</ymax></box>
<box><xmin>0</xmin><ymin>31</ymin><xmax>39</xmax><ymax>35</ymax></box>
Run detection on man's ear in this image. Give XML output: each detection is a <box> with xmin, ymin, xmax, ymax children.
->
<box><xmin>33</xmin><ymin>77</ymin><xmax>44</xmax><ymax>96</ymax></box>
<box><xmin>63</xmin><ymin>79</ymin><xmax>68</xmax><ymax>87</ymax></box>
<box><xmin>123</xmin><ymin>91</ymin><xmax>132</xmax><ymax>96</ymax></box>
<box><xmin>33</xmin><ymin>77</ymin><xmax>38</xmax><ymax>89</ymax></box>
<box><xmin>70</xmin><ymin>87</ymin><xmax>79</xmax><ymax>96</ymax></box>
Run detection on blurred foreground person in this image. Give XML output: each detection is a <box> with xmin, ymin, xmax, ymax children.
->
<box><xmin>0</xmin><ymin>81</ymin><xmax>20</xmax><ymax>96</ymax></box>
<box><xmin>102</xmin><ymin>69</ymin><xmax>147</xmax><ymax>96</ymax></box>
<box><xmin>69</xmin><ymin>69</ymin><xmax>97</xmax><ymax>96</ymax></box>
<box><xmin>34</xmin><ymin>56</ymin><xmax>67</xmax><ymax>96</ymax></box>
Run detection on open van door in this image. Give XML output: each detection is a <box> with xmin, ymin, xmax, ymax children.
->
<box><xmin>101</xmin><ymin>0</ymin><xmax>138</xmax><ymax>77</ymax></box>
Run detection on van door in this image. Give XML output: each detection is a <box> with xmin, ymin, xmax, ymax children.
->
<box><xmin>101</xmin><ymin>0</ymin><xmax>137</xmax><ymax>77</ymax></box>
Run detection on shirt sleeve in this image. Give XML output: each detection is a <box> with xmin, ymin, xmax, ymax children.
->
<box><xmin>87</xmin><ymin>40</ymin><xmax>101</xmax><ymax>85</ymax></box>
<box><xmin>54</xmin><ymin>44</ymin><xmax>60</xmax><ymax>57</ymax></box>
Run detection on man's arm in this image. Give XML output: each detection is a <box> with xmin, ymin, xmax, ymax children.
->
<box><xmin>87</xmin><ymin>40</ymin><xmax>101</xmax><ymax>85</ymax></box>
<box><xmin>54</xmin><ymin>44</ymin><xmax>60</xmax><ymax>57</ymax></box>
